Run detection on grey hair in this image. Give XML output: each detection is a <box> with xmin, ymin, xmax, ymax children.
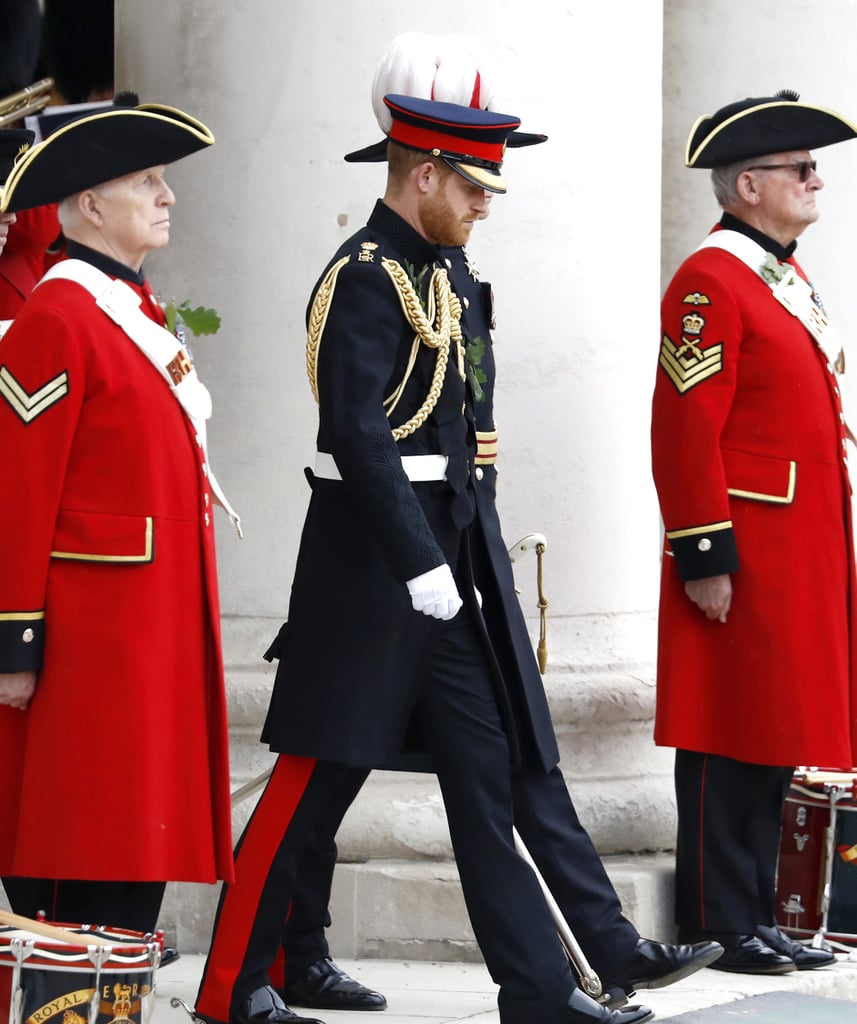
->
<box><xmin>56</xmin><ymin>179</ymin><xmax>114</xmax><ymax>229</ymax></box>
<box><xmin>710</xmin><ymin>157</ymin><xmax>759</xmax><ymax>207</ymax></box>
<box><xmin>56</xmin><ymin>194</ymin><xmax>79</xmax><ymax>229</ymax></box>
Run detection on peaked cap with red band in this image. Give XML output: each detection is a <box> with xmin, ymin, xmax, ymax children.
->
<box><xmin>383</xmin><ymin>93</ymin><xmax>521</xmax><ymax>193</ymax></box>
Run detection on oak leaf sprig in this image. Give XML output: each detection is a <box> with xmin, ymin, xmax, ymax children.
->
<box><xmin>163</xmin><ymin>299</ymin><xmax>221</xmax><ymax>338</ymax></box>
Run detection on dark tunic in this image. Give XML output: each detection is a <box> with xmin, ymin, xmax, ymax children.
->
<box><xmin>262</xmin><ymin>201</ymin><xmax>560</xmax><ymax>773</ymax></box>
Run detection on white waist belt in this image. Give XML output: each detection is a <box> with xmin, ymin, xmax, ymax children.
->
<box><xmin>314</xmin><ymin>451</ymin><xmax>448</xmax><ymax>482</ymax></box>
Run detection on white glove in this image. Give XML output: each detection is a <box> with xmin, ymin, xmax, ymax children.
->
<box><xmin>407</xmin><ymin>563</ymin><xmax>463</xmax><ymax>620</ymax></box>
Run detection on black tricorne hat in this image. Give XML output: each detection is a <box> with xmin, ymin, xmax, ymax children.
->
<box><xmin>382</xmin><ymin>94</ymin><xmax>521</xmax><ymax>193</ymax></box>
<box><xmin>0</xmin><ymin>96</ymin><xmax>214</xmax><ymax>213</ymax></box>
<box><xmin>686</xmin><ymin>89</ymin><xmax>857</xmax><ymax>168</ymax></box>
<box><xmin>0</xmin><ymin>128</ymin><xmax>34</xmax><ymax>185</ymax></box>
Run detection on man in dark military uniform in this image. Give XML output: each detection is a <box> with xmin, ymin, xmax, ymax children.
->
<box><xmin>270</xmin><ymin>36</ymin><xmax>723</xmax><ymax>1017</ymax></box>
<box><xmin>194</xmin><ymin>95</ymin><xmax>660</xmax><ymax>1024</ymax></box>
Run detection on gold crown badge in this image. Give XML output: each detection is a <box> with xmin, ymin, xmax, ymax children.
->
<box><xmin>681</xmin><ymin>312</ymin><xmax>705</xmax><ymax>335</ymax></box>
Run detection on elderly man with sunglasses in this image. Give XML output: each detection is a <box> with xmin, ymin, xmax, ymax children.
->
<box><xmin>650</xmin><ymin>89</ymin><xmax>857</xmax><ymax>974</ymax></box>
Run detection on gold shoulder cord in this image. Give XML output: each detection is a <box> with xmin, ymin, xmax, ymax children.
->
<box><xmin>306</xmin><ymin>256</ymin><xmax>350</xmax><ymax>403</ymax></box>
<box><xmin>305</xmin><ymin>255</ymin><xmax>465</xmax><ymax>441</ymax></box>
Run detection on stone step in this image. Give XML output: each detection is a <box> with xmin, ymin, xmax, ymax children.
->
<box><xmin>324</xmin><ymin>852</ymin><xmax>677</xmax><ymax>963</ymax></box>
<box><xmin>160</xmin><ymin>851</ymin><xmax>677</xmax><ymax>959</ymax></box>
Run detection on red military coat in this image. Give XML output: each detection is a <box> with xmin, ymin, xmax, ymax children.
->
<box><xmin>0</xmin><ymin>204</ymin><xmax>61</xmax><ymax>317</ymax></box>
<box><xmin>651</xmin><ymin>224</ymin><xmax>857</xmax><ymax>770</ymax></box>
<box><xmin>0</xmin><ymin>251</ymin><xmax>234</xmax><ymax>883</ymax></box>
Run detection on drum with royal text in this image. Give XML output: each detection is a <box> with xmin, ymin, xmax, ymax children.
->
<box><xmin>0</xmin><ymin>924</ymin><xmax>159</xmax><ymax>1024</ymax></box>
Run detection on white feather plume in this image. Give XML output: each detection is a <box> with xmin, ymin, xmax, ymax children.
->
<box><xmin>371</xmin><ymin>32</ymin><xmax>505</xmax><ymax>135</ymax></box>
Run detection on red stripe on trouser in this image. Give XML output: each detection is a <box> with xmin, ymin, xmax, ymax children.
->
<box><xmin>196</xmin><ymin>755</ymin><xmax>317</xmax><ymax>1022</ymax></box>
<box><xmin>698</xmin><ymin>753</ymin><xmax>708</xmax><ymax>931</ymax></box>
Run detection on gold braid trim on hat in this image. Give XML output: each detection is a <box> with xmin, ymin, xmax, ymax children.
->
<box><xmin>306</xmin><ymin>255</ymin><xmax>465</xmax><ymax>442</ymax></box>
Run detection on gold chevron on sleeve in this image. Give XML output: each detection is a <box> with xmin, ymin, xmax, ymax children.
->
<box><xmin>659</xmin><ymin>334</ymin><xmax>723</xmax><ymax>394</ymax></box>
<box><xmin>0</xmin><ymin>365</ymin><xmax>69</xmax><ymax>423</ymax></box>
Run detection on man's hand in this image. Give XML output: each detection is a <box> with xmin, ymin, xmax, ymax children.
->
<box><xmin>685</xmin><ymin>574</ymin><xmax>732</xmax><ymax>623</ymax></box>
<box><xmin>0</xmin><ymin>671</ymin><xmax>37</xmax><ymax>710</ymax></box>
<box><xmin>407</xmin><ymin>564</ymin><xmax>463</xmax><ymax>620</ymax></box>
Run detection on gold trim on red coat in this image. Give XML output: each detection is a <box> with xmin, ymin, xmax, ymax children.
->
<box><xmin>50</xmin><ymin>514</ymin><xmax>154</xmax><ymax>563</ymax></box>
<box><xmin>727</xmin><ymin>460</ymin><xmax>797</xmax><ymax>504</ymax></box>
<box><xmin>666</xmin><ymin>520</ymin><xmax>732</xmax><ymax>540</ymax></box>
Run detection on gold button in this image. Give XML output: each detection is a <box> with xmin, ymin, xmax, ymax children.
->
<box><xmin>202</xmin><ymin>463</ymin><xmax>209</xmax><ymax>477</ymax></box>
<box><xmin>697</xmin><ymin>538</ymin><xmax>712</xmax><ymax>552</ymax></box>
<box><xmin>475</xmin><ymin>467</ymin><xmax>484</xmax><ymax>481</ymax></box>
<box><xmin>444</xmin><ymin>258</ymin><xmax>452</xmax><ymax>269</ymax></box>
<box><xmin>204</xmin><ymin>512</ymin><xmax>210</xmax><ymax>527</ymax></box>
<box><xmin>463</xmin><ymin>296</ymin><xmax>470</xmax><ymax>309</ymax></box>
<box><xmin>22</xmin><ymin>628</ymin><xmax>34</xmax><ymax>644</ymax></box>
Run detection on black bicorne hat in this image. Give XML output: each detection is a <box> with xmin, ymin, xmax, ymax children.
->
<box><xmin>0</xmin><ymin>94</ymin><xmax>214</xmax><ymax>212</ymax></box>
<box><xmin>0</xmin><ymin>128</ymin><xmax>34</xmax><ymax>185</ymax></box>
<box><xmin>686</xmin><ymin>89</ymin><xmax>857</xmax><ymax>168</ymax></box>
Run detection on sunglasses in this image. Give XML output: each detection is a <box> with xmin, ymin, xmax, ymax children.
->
<box><xmin>746</xmin><ymin>160</ymin><xmax>817</xmax><ymax>183</ymax></box>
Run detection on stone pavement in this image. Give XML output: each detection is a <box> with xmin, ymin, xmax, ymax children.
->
<box><xmin>154</xmin><ymin>949</ymin><xmax>857</xmax><ymax>1024</ymax></box>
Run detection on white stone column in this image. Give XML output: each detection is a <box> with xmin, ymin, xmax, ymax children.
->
<box><xmin>116</xmin><ymin>0</ymin><xmax>667</xmax><ymax>952</ymax></box>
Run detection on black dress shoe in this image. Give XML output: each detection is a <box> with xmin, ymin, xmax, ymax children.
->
<box><xmin>756</xmin><ymin>924</ymin><xmax>836</xmax><ymax>970</ymax></box>
<box><xmin>564</xmin><ymin>987</ymin><xmax>653</xmax><ymax>1023</ymax></box>
<box><xmin>230</xmin><ymin>985</ymin><xmax>325</xmax><ymax>1024</ymax></box>
<box><xmin>626</xmin><ymin>936</ymin><xmax>724</xmax><ymax>989</ymax></box>
<box><xmin>708</xmin><ymin>933</ymin><xmax>796</xmax><ymax>975</ymax></box>
<box><xmin>281</xmin><ymin>957</ymin><xmax>387</xmax><ymax>1011</ymax></box>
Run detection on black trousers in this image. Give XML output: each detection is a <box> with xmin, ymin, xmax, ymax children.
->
<box><xmin>1</xmin><ymin>876</ymin><xmax>166</xmax><ymax>935</ymax></box>
<box><xmin>276</xmin><ymin>762</ymin><xmax>640</xmax><ymax>991</ymax></box>
<box><xmin>196</xmin><ymin>608</ymin><xmax>576</xmax><ymax>1024</ymax></box>
<box><xmin>674</xmin><ymin>750</ymin><xmax>794</xmax><ymax>937</ymax></box>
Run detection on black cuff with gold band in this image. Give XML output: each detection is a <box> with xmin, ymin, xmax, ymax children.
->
<box><xmin>0</xmin><ymin>611</ymin><xmax>45</xmax><ymax>673</ymax></box>
<box><xmin>665</xmin><ymin>521</ymin><xmax>740</xmax><ymax>581</ymax></box>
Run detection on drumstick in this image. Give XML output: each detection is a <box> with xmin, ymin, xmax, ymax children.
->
<box><xmin>0</xmin><ymin>909</ymin><xmax>114</xmax><ymax>946</ymax></box>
